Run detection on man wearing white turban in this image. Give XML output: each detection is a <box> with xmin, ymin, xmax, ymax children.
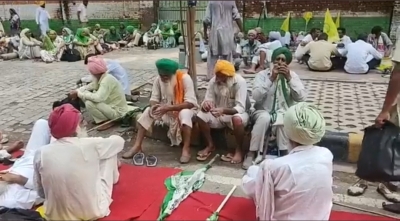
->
<box><xmin>242</xmin><ymin>102</ymin><xmax>334</xmax><ymax>220</ymax></box>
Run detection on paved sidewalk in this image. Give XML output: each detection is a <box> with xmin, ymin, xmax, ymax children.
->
<box><xmin>0</xmin><ymin>48</ymin><xmax>388</xmax><ymax>134</ymax></box>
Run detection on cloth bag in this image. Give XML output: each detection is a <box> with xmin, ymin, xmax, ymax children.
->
<box><xmin>355</xmin><ymin>121</ymin><xmax>400</xmax><ymax>182</ymax></box>
<box><xmin>0</xmin><ymin>207</ymin><xmax>44</xmax><ymax>221</ymax></box>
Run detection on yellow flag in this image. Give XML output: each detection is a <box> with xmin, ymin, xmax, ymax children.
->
<box><xmin>335</xmin><ymin>11</ymin><xmax>340</xmax><ymax>27</ymax></box>
<box><xmin>323</xmin><ymin>9</ymin><xmax>339</xmax><ymax>42</ymax></box>
<box><xmin>280</xmin><ymin>12</ymin><xmax>290</xmax><ymax>32</ymax></box>
<box><xmin>303</xmin><ymin>12</ymin><xmax>313</xmax><ymax>25</ymax></box>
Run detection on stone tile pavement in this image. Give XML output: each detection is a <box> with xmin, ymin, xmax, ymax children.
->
<box><xmin>0</xmin><ymin>48</ymin><xmax>389</xmax><ymax>134</ymax></box>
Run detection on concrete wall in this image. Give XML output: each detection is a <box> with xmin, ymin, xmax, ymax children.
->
<box><xmin>390</xmin><ymin>0</ymin><xmax>400</xmax><ymax>40</ymax></box>
<box><xmin>0</xmin><ymin>0</ymin><xmax>154</xmax><ymax>33</ymax></box>
<box><xmin>238</xmin><ymin>0</ymin><xmax>394</xmax><ymax>38</ymax></box>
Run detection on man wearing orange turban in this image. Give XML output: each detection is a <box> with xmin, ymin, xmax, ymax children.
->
<box><xmin>122</xmin><ymin>58</ymin><xmax>198</xmax><ymax>164</ymax></box>
<box><xmin>34</xmin><ymin>103</ymin><xmax>124</xmax><ymax>220</ymax></box>
<box><xmin>69</xmin><ymin>56</ymin><xmax>133</xmax><ymax>131</ymax></box>
<box><xmin>36</xmin><ymin>1</ymin><xmax>50</xmax><ymax>37</ymax></box>
<box><xmin>196</xmin><ymin>59</ymin><xmax>250</xmax><ymax>164</ymax></box>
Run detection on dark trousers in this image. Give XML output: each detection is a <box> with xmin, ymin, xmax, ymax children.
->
<box><xmin>368</xmin><ymin>58</ymin><xmax>381</xmax><ymax>70</ymax></box>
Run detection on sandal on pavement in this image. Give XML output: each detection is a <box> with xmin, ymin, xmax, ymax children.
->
<box><xmin>377</xmin><ymin>183</ymin><xmax>400</xmax><ymax>203</ymax></box>
<box><xmin>196</xmin><ymin>151</ymin><xmax>212</xmax><ymax>162</ymax></box>
<box><xmin>146</xmin><ymin>155</ymin><xmax>158</xmax><ymax>167</ymax></box>
<box><xmin>132</xmin><ymin>152</ymin><xmax>145</xmax><ymax>166</ymax></box>
<box><xmin>179</xmin><ymin>155</ymin><xmax>191</xmax><ymax>164</ymax></box>
<box><xmin>0</xmin><ymin>134</ymin><xmax>8</xmax><ymax>145</ymax></box>
<box><xmin>242</xmin><ymin>155</ymin><xmax>254</xmax><ymax>170</ymax></box>
<box><xmin>347</xmin><ymin>179</ymin><xmax>368</xmax><ymax>196</ymax></box>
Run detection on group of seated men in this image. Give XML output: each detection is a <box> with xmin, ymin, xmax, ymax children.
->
<box><xmin>0</xmin><ymin>46</ymin><xmax>399</xmax><ymax>220</ymax></box>
<box><xmin>294</xmin><ymin>26</ymin><xmax>391</xmax><ymax>74</ymax></box>
<box><xmin>237</xmin><ymin>25</ymin><xmax>391</xmax><ymax>75</ymax></box>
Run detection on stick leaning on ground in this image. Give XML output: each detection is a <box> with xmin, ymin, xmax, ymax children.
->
<box><xmin>333</xmin><ymin>201</ymin><xmax>398</xmax><ymax>219</ymax></box>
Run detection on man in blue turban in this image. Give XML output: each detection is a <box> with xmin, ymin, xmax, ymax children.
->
<box><xmin>243</xmin><ymin>47</ymin><xmax>307</xmax><ymax>169</ymax></box>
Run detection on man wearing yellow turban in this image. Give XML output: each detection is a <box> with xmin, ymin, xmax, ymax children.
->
<box><xmin>242</xmin><ymin>102</ymin><xmax>334</xmax><ymax>220</ymax></box>
<box><xmin>197</xmin><ymin>60</ymin><xmax>250</xmax><ymax>164</ymax></box>
<box><xmin>36</xmin><ymin>1</ymin><xmax>50</xmax><ymax>37</ymax></box>
<box><xmin>123</xmin><ymin>59</ymin><xmax>198</xmax><ymax>164</ymax></box>
<box><xmin>243</xmin><ymin>47</ymin><xmax>307</xmax><ymax>169</ymax></box>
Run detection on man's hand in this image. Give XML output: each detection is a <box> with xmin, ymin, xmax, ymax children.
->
<box><xmin>210</xmin><ymin>108</ymin><xmax>224</xmax><ymax>117</ymax></box>
<box><xmin>270</xmin><ymin>65</ymin><xmax>279</xmax><ymax>82</ymax></box>
<box><xmin>278</xmin><ymin>63</ymin><xmax>291</xmax><ymax>81</ymax></box>
<box><xmin>69</xmin><ymin>90</ymin><xmax>78</xmax><ymax>99</ymax></box>
<box><xmin>384</xmin><ymin>50</ymin><xmax>392</xmax><ymax>57</ymax></box>
<box><xmin>152</xmin><ymin>104</ymin><xmax>170</xmax><ymax>116</ymax></box>
<box><xmin>300</xmin><ymin>42</ymin><xmax>307</xmax><ymax>46</ymax></box>
<box><xmin>0</xmin><ymin>172</ymin><xmax>20</xmax><ymax>184</ymax></box>
<box><xmin>202</xmin><ymin>101</ymin><xmax>214</xmax><ymax>112</ymax></box>
<box><xmin>375</xmin><ymin>111</ymin><xmax>391</xmax><ymax>128</ymax></box>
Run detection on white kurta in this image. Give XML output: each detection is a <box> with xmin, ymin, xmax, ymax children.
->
<box><xmin>33</xmin><ymin>135</ymin><xmax>124</xmax><ymax>220</ymax></box>
<box><xmin>36</xmin><ymin>7</ymin><xmax>50</xmax><ymax>36</ymax></box>
<box><xmin>0</xmin><ymin>119</ymin><xmax>50</xmax><ymax>209</ymax></box>
<box><xmin>242</xmin><ymin>145</ymin><xmax>334</xmax><ymax>220</ymax></box>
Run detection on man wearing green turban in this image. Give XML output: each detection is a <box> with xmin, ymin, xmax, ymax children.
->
<box><xmin>124</xmin><ymin>25</ymin><xmax>141</xmax><ymax>47</ymax></box>
<box><xmin>123</xmin><ymin>58</ymin><xmax>198</xmax><ymax>164</ymax></box>
<box><xmin>243</xmin><ymin>46</ymin><xmax>307</xmax><ymax>169</ymax></box>
<box><xmin>242</xmin><ymin>102</ymin><xmax>334</xmax><ymax>220</ymax></box>
<box><xmin>144</xmin><ymin>23</ymin><xmax>162</xmax><ymax>48</ymax></box>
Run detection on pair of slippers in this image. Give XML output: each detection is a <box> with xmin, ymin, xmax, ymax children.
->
<box><xmin>132</xmin><ymin>152</ymin><xmax>157</xmax><ymax>167</ymax></box>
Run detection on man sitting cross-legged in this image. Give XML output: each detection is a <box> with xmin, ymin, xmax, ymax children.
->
<box><xmin>196</xmin><ymin>60</ymin><xmax>250</xmax><ymax>164</ymax></box>
<box><xmin>122</xmin><ymin>59</ymin><xmax>198</xmax><ymax>164</ymax></box>
<box><xmin>34</xmin><ymin>104</ymin><xmax>123</xmax><ymax>220</ymax></box>
<box><xmin>70</xmin><ymin>56</ymin><xmax>132</xmax><ymax>130</ymax></box>
<box><xmin>242</xmin><ymin>102</ymin><xmax>333</xmax><ymax>220</ymax></box>
<box><xmin>243</xmin><ymin>47</ymin><xmax>307</xmax><ymax>169</ymax></box>
<box><xmin>0</xmin><ymin>119</ymin><xmax>50</xmax><ymax>209</ymax></box>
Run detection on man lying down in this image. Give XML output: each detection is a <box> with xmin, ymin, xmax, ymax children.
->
<box><xmin>242</xmin><ymin>102</ymin><xmax>334</xmax><ymax>220</ymax></box>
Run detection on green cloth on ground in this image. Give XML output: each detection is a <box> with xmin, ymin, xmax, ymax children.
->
<box><xmin>120</xmin><ymin>105</ymin><xmax>149</xmax><ymax>127</ymax></box>
<box><xmin>155</xmin><ymin>58</ymin><xmax>179</xmax><ymax>75</ymax></box>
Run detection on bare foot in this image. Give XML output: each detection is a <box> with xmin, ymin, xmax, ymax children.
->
<box><xmin>196</xmin><ymin>146</ymin><xmax>214</xmax><ymax>161</ymax></box>
<box><xmin>5</xmin><ymin>141</ymin><xmax>24</xmax><ymax>153</ymax></box>
<box><xmin>122</xmin><ymin>145</ymin><xmax>141</xmax><ymax>159</ymax></box>
<box><xmin>231</xmin><ymin>151</ymin><xmax>243</xmax><ymax>164</ymax></box>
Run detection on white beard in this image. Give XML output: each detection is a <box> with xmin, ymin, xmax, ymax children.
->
<box><xmin>161</xmin><ymin>75</ymin><xmax>177</xmax><ymax>103</ymax></box>
<box><xmin>76</xmin><ymin>125</ymin><xmax>88</xmax><ymax>138</ymax></box>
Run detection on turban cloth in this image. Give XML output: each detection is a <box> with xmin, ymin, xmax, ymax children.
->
<box><xmin>48</xmin><ymin>104</ymin><xmax>80</xmax><ymax>139</ymax></box>
<box><xmin>255</xmin><ymin>27</ymin><xmax>262</xmax><ymax>33</ymax></box>
<box><xmin>155</xmin><ymin>58</ymin><xmax>179</xmax><ymax>75</ymax></box>
<box><xmin>248</xmin><ymin>29</ymin><xmax>257</xmax><ymax>36</ymax></box>
<box><xmin>38</xmin><ymin>1</ymin><xmax>45</xmax><ymax>6</ymax></box>
<box><xmin>126</xmin><ymin>26</ymin><xmax>135</xmax><ymax>34</ymax></box>
<box><xmin>283</xmin><ymin>102</ymin><xmax>326</xmax><ymax>146</ymax></box>
<box><xmin>214</xmin><ymin>60</ymin><xmax>235</xmax><ymax>77</ymax></box>
<box><xmin>271</xmin><ymin>47</ymin><xmax>293</xmax><ymax>64</ymax></box>
<box><xmin>87</xmin><ymin>56</ymin><xmax>108</xmax><ymax>75</ymax></box>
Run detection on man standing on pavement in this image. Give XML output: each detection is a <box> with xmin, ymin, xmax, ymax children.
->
<box><xmin>203</xmin><ymin>1</ymin><xmax>243</xmax><ymax>81</ymax></box>
<box><xmin>77</xmin><ymin>0</ymin><xmax>89</xmax><ymax>27</ymax></box>
<box><xmin>35</xmin><ymin>1</ymin><xmax>50</xmax><ymax>37</ymax></box>
<box><xmin>347</xmin><ymin>33</ymin><xmax>400</xmax><ymax>202</ymax></box>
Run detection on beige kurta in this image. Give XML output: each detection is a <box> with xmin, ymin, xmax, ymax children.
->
<box><xmin>77</xmin><ymin>73</ymin><xmax>133</xmax><ymax>123</ymax></box>
<box><xmin>197</xmin><ymin>74</ymin><xmax>249</xmax><ymax>129</ymax></box>
<box><xmin>33</xmin><ymin>135</ymin><xmax>124</xmax><ymax>220</ymax></box>
<box><xmin>137</xmin><ymin>74</ymin><xmax>198</xmax><ymax>145</ymax></box>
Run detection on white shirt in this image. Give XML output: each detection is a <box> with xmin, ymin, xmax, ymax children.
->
<box><xmin>257</xmin><ymin>40</ymin><xmax>282</xmax><ymax>63</ymax></box>
<box><xmin>34</xmin><ymin>136</ymin><xmax>124</xmax><ymax>220</ymax></box>
<box><xmin>106</xmin><ymin>60</ymin><xmax>130</xmax><ymax>95</ymax></box>
<box><xmin>35</xmin><ymin>7</ymin><xmax>50</xmax><ymax>25</ymax></box>
<box><xmin>77</xmin><ymin>3</ymin><xmax>88</xmax><ymax>22</ymax></box>
<box><xmin>344</xmin><ymin>40</ymin><xmax>383</xmax><ymax>74</ymax></box>
<box><xmin>242</xmin><ymin>146</ymin><xmax>333</xmax><ymax>220</ymax></box>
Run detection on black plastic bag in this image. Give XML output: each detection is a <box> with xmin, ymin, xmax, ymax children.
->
<box><xmin>356</xmin><ymin>121</ymin><xmax>400</xmax><ymax>182</ymax></box>
<box><xmin>0</xmin><ymin>207</ymin><xmax>44</xmax><ymax>221</ymax></box>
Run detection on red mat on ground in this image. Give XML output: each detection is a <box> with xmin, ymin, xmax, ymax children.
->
<box><xmin>1</xmin><ymin>157</ymin><xmax>397</xmax><ymax>220</ymax></box>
